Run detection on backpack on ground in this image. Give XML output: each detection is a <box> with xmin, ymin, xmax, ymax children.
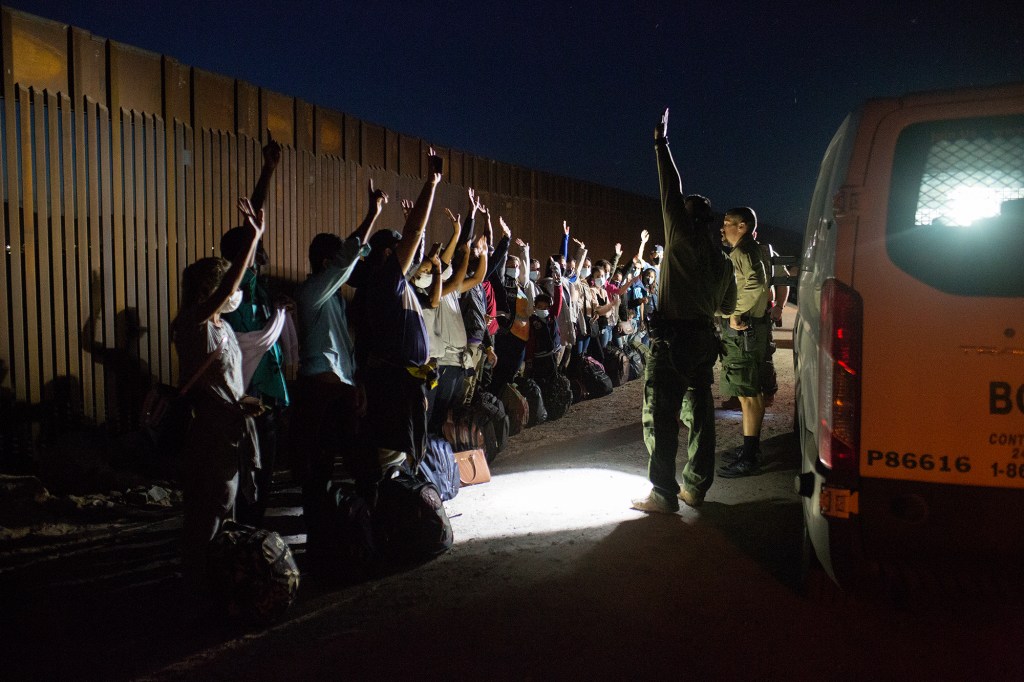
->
<box><xmin>499</xmin><ymin>382</ymin><xmax>530</xmax><ymax>436</ymax></box>
<box><xmin>581</xmin><ymin>356</ymin><xmax>613</xmax><ymax>398</ymax></box>
<box><xmin>443</xmin><ymin>409</ymin><xmax>487</xmax><ymax>453</ymax></box>
<box><xmin>310</xmin><ymin>481</ymin><xmax>378</xmax><ymax>580</ymax></box>
<box><xmin>513</xmin><ymin>376</ymin><xmax>547</xmax><ymax>427</ymax></box>
<box><xmin>471</xmin><ymin>391</ymin><xmax>510</xmax><ymax>463</ymax></box>
<box><xmin>625</xmin><ymin>348</ymin><xmax>645</xmax><ymax>382</ymax></box>
<box><xmin>602</xmin><ymin>346</ymin><xmax>630</xmax><ymax>387</ymax></box>
<box><xmin>376</xmin><ymin>467</ymin><xmax>454</xmax><ymax>564</ymax></box>
<box><xmin>207</xmin><ymin>521</ymin><xmax>301</xmax><ymax>623</ymax></box>
<box><xmin>418</xmin><ymin>435</ymin><xmax>461</xmax><ymax>502</ymax></box>
<box><xmin>537</xmin><ymin>372</ymin><xmax>573</xmax><ymax>421</ymax></box>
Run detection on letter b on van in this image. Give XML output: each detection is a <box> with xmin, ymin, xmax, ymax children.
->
<box><xmin>990</xmin><ymin>382</ymin><xmax>1024</xmax><ymax>414</ymax></box>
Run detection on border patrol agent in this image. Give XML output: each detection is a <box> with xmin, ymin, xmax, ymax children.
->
<box><xmin>632</xmin><ymin>109</ymin><xmax>737</xmax><ymax>513</ymax></box>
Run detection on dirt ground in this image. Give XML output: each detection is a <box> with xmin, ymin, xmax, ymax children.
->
<box><xmin>4</xmin><ymin>305</ymin><xmax>1023</xmax><ymax>680</ymax></box>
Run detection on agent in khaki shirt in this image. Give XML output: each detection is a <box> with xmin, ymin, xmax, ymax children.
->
<box><xmin>716</xmin><ymin>206</ymin><xmax>772</xmax><ymax>478</ymax></box>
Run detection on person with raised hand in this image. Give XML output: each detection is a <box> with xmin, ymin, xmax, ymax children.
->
<box><xmin>291</xmin><ymin>178</ymin><xmax>387</xmax><ymax>558</ymax></box>
<box><xmin>632</xmin><ymin>107</ymin><xmax>736</xmax><ymax>514</ymax></box>
<box><xmin>349</xmin><ymin>148</ymin><xmax>444</xmax><ymax>487</ymax></box>
<box><xmin>173</xmin><ymin>197</ymin><xmax>267</xmax><ymax>600</ymax></box>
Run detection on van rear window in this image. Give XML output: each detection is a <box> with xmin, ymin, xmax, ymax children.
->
<box><xmin>887</xmin><ymin>115</ymin><xmax>1024</xmax><ymax>297</ymax></box>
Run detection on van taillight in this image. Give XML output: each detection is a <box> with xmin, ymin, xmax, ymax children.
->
<box><xmin>817</xmin><ymin>278</ymin><xmax>863</xmax><ymax>482</ymax></box>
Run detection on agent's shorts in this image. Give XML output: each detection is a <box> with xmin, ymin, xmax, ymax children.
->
<box><xmin>719</xmin><ymin>324</ymin><xmax>768</xmax><ymax>397</ymax></box>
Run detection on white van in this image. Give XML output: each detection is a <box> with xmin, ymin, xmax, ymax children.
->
<box><xmin>793</xmin><ymin>82</ymin><xmax>1024</xmax><ymax>590</ymax></box>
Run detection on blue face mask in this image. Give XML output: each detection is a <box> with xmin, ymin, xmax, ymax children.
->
<box><xmin>535</xmin><ymin>309</ymin><xmax>549</xmax><ymax>319</ymax></box>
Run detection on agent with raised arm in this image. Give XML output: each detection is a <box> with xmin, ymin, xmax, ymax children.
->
<box><xmin>632</xmin><ymin>108</ymin><xmax>736</xmax><ymax>513</ymax></box>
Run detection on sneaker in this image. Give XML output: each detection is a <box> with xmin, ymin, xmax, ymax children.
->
<box><xmin>720</xmin><ymin>446</ymin><xmax>745</xmax><ymax>465</ymax></box>
<box><xmin>717</xmin><ymin>457</ymin><xmax>761</xmax><ymax>478</ymax></box>
<box><xmin>677</xmin><ymin>487</ymin><xmax>704</xmax><ymax>508</ymax></box>
<box><xmin>721</xmin><ymin>447</ymin><xmax>765</xmax><ymax>466</ymax></box>
<box><xmin>631</xmin><ymin>490</ymin><xmax>679</xmax><ymax>514</ymax></box>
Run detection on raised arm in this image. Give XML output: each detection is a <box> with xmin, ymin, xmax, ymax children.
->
<box><xmin>515</xmin><ymin>236</ymin><xmax>530</xmax><ymax>287</ymax></box>
<box><xmin>561</xmin><ymin>220</ymin><xmax>570</xmax><ymax>261</ymax></box>
<box><xmin>395</xmin><ymin>149</ymin><xmax>443</xmax><ymax>274</ymax></box>
<box><xmin>196</xmin><ymin>198</ymin><xmax>265</xmax><ymax>323</ymax></box>
<box><xmin>462</xmin><ymin>234</ymin><xmax>489</xmax><ymax>291</ymax></box>
<box><xmin>654</xmin><ymin>107</ymin><xmax>692</xmax><ymax>242</ymax></box>
<box><xmin>443</xmin><ymin>241</ymin><xmax>472</xmax><ymax>296</ymax></box>
<box><xmin>249</xmin><ymin>131</ymin><xmax>282</xmax><ymax>213</ymax></box>
<box><xmin>636</xmin><ymin>229</ymin><xmax>649</xmax><ymax>265</ymax></box>
<box><xmin>610</xmin><ymin>242</ymin><xmax>623</xmax><ymax>274</ymax></box>
<box><xmin>441</xmin><ymin>208</ymin><xmax>462</xmax><ymax>265</ymax></box>
<box><xmin>571</xmin><ymin>237</ymin><xmax>587</xmax><ymax>281</ymax></box>
<box><xmin>349</xmin><ymin>179</ymin><xmax>388</xmax><ymax>244</ymax></box>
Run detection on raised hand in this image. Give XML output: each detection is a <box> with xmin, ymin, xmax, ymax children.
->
<box><xmin>499</xmin><ymin>216</ymin><xmax>511</xmax><ymax>239</ymax></box>
<box><xmin>429</xmin><ymin>250</ymin><xmax>442</xmax><ymax>273</ymax></box>
<box><xmin>238</xmin><ymin>197</ymin><xmax>265</xmax><ymax>241</ymax></box>
<box><xmin>563</xmin><ymin>220</ymin><xmax>570</xmax><ymax>236</ymax></box>
<box><xmin>572</xmin><ymin>236</ymin><xmax>585</xmax><ymax>248</ymax></box>
<box><xmin>427</xmin><ymin>146</ymin><xmax>443</xmax><ymax>184</ymax></box>
<box><xmin>368</xmin><ymin>178</ymin><xmax>388</xmax><ymax>212</ymax></box>
<box><xmin>445</xmin><ymin>207</ymin><xmax>461</xmax><ymax>226</ymax></box>
<box><xmin>655</xmin><ymin>107</ymin><xmax>669</xmax><ymax>140</ymax></box>
<box><xmin>514</xmin><ymin>237</ymin><xmax>528</xmax><ymax>249</ymax></box>
<box><xmin>614</xmin><ymin>242</ymin><xmax>622</xmax><ymax>256</ymax></box>
<box><xmin>263</xmin><ymin>129</ymin><xmax>282</xmax><ymax>169</ymax></box>
<box><xmin>473</xmin><ymin>233</ymin><xmax>488</xmax><ymax>254</ymax></box>
<box><xmin>401</xmin><ymin>198</ymin><xmax>414</xmax><ymax>220</ymax></box>
<box><xmin>640</xmin><ymin>229</ymin><xmax>650</xmax><ymax>243</ymax></box>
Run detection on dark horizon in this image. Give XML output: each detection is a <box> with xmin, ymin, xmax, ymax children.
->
<box><xmin>5</xmin><ymin>0</ymin><xmax>1023</xmax><ymax>236</ymax></box>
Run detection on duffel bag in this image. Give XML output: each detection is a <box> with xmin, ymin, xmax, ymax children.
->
<box><xmin>582</xmin><ymin>356</ymin><xmax>613</xmax><ymax>398</ymax></box>
<box><xmin>419</xmin><ymin>435</ymin><xmax>461</xmax><ymax>502</ymax></box>
<box><xmin>513</xmin><ymin>375</ymin><xmax>548</xmax><ymax>426</ymax></box>
<box><xmin>376</xmin><ymin>467</ymin><xmax>454</xmax><ymax>563</ymax></box>
<box><xmin>602</xmin><ymin>346</ymin><xmax>630</xmax><ymax>387</ymax></box>
<box><xmin>626</xmin><ymin>348</ymin><xmax>645</xmax><ymax>382</ymax></box>
<box><xmin>537</xmin><ymin>372</ymin><xmax>573</xmax><ymax>421</ymax></box>
<box><xmin>309</xmin><ymin>481</ymin><xmax>378</xmax><ymax>580</ymax></box>
<box><xmin>207</xmin><ymin>521</ymin><xmax>301</xmax><ymax>623</ymax></box>
<box><xmin>473</xmin><ymin>391</ymin><xmax>510</xmax><ymax>463</ymax></box>
<box><xmin>499</xmin><ymin>382</ymin><xmax>530</xmax><ymax>436</ymax></box>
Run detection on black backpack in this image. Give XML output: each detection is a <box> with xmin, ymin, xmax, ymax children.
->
<box><xmin>311</xmin><ymin>481</ymin><xmax>379</xmax><ymax>580</ymax></box>
<box><xmin>418</xmin><ymin>435</ymin><xmax>461</xmax><ymax>502</ymax></box>
<box><xmin>207</xmin><ymin>521</ymin><xmax>301</xmax><ymax>623</ymax></box>
<box><xmin>513</xmin><ymin>376</ymin><xmax>548</xmax><ymax>427</ymax></box>
<box><xmin>376</xmin><ymin>467</ymin><xmax>454</xmax><ymax>564</ymax></box>
<box><xmin>626</xmin><ymin>348</ymin><xmax>645</xmax><ymax>382</ymax></box>
<box><xmin>537</xmin><ymin>372</ymin><xmax>573</xmax><ymax>420</ymax></box>
<box><xmin>471</xmin><ymin>391</ymin><xmax>510</xmax><ymax>463</ymax></box>
<box><xmin>603</xmin><ymin>346</ymin><xmax>630</xmax><ymax>387</ymax></box>
<box><xmin>581</xmin><ymin>357</ymin><xmax>614</xmax><ymax>398</ymax></box>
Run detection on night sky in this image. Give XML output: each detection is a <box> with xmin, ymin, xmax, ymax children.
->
<box><xmin>7</xmin><ymin>0</ymin><xmax>1024</xmax><ymax>236</ymax></box>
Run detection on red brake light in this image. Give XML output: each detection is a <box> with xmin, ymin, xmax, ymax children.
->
<box><xmin>817</xmin><ymin>279</ymin><xmax>863</xmax><ymax>481</ymax></box>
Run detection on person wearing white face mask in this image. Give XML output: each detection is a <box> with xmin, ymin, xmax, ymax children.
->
<box><xmin>488</xmin><ymin>221</ymin><xmax>534</xmax><ymax>393</ymax></box>
<box><xmin>525</xmin><ymin>287</ymin><xmax>563</xmax><ymax>380</ymax></box>
<box><xmin>172</xmin><ymin>197</ymin><xmax>268</xmax><ymax>607</ymax></box>
<box><xmin>217</xmin><ymin>134</ymin><xmax>290</xmax><ymax>526</ymax></box>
